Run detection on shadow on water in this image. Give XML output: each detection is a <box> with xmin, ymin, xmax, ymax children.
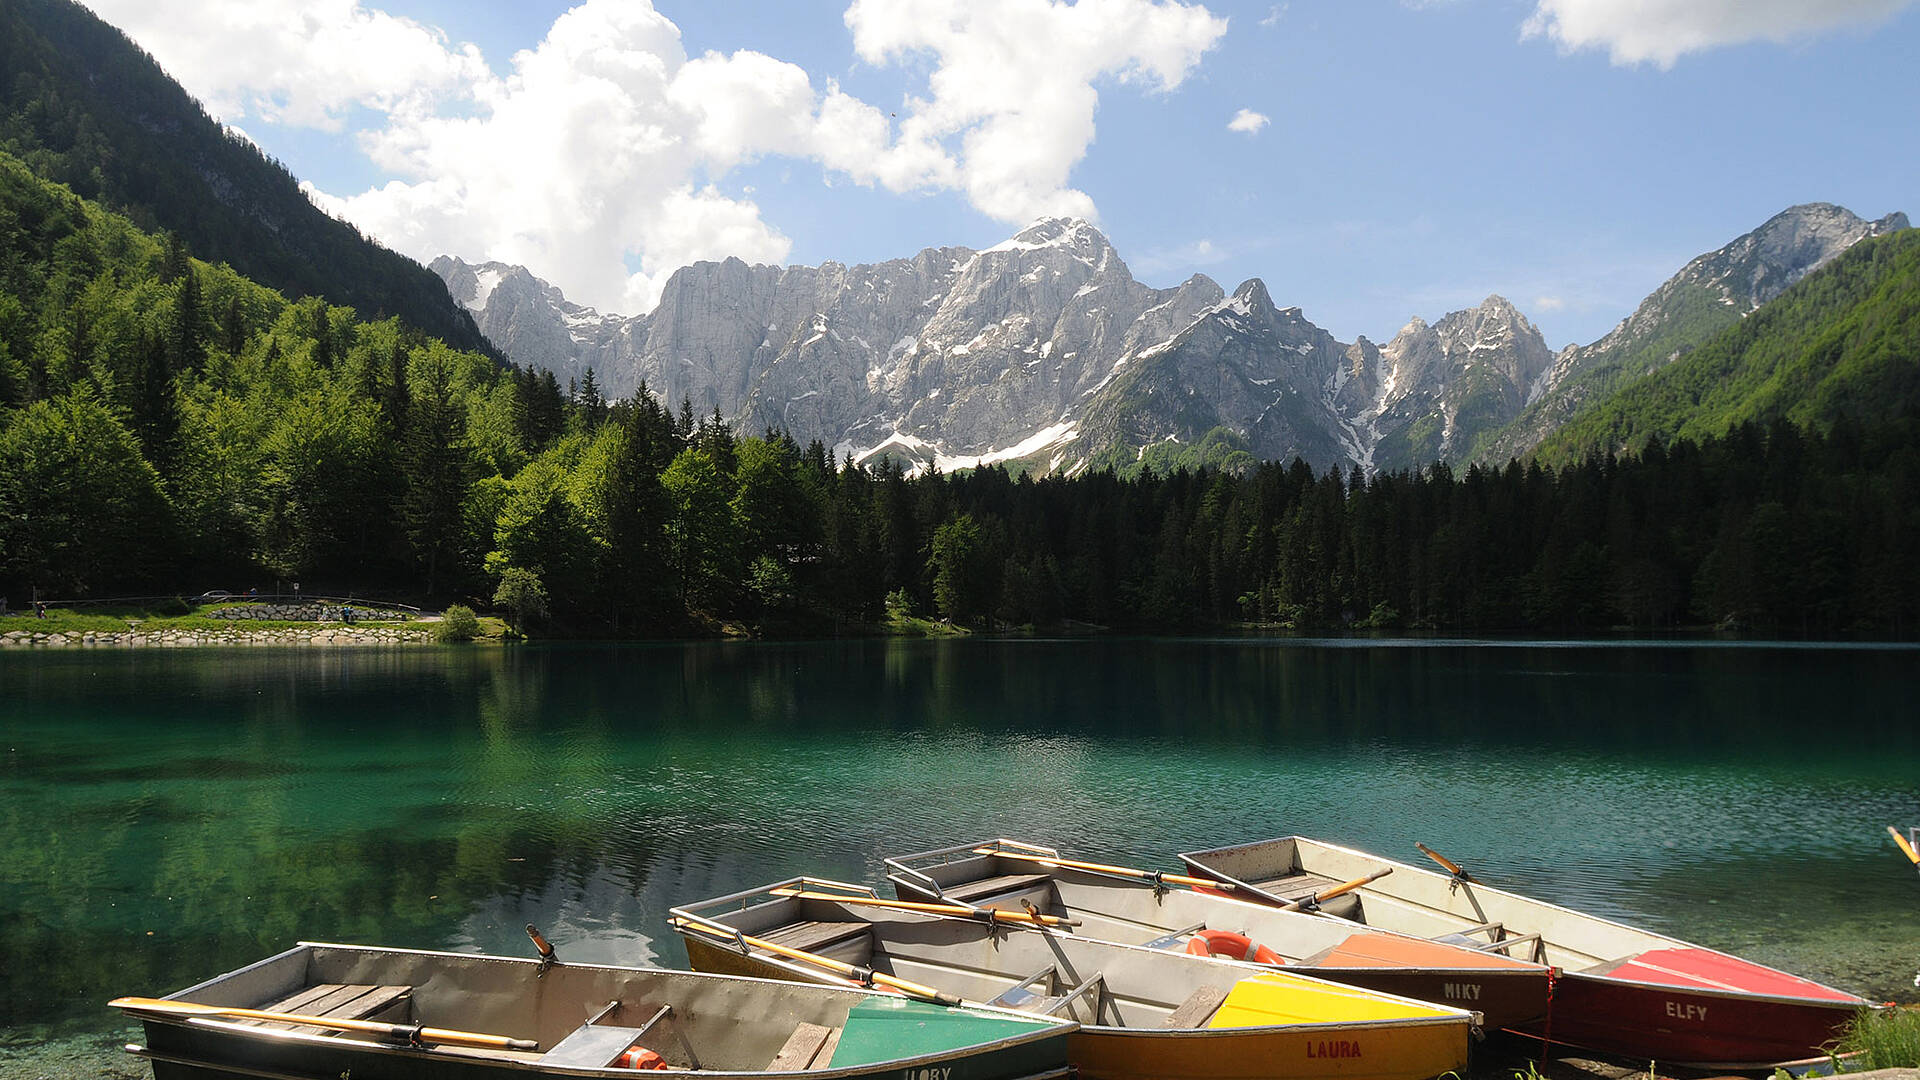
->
<box><xmin>2</xmin><ymin>638</ymin><xmax>1916</xmax><ymax>1060</ymax></box>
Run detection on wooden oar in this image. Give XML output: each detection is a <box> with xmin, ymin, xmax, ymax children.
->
<box><xmin>671</xmin><ymin>919</ymin><xmax>963</xmax><ymax>1006</ymax></box>
<box><xmin>1416</xmin><ymin>842</ymin><xmax>1477</xmax><ymax>882</ymax></box>
<box><xmin>1279</xmin><ymin>868</ymin><xmax>1392</xmax><ymax>911</ymax></box>
<box><xmin>970</xmin><ymin>847</ymin><xmax>1245</xmax><ymax>893</ymax></box>
<box><xmin>1890</xmin><ymin>826</ymin><xmax>1920</xmax><ymax>867</ymax></box>
<box><xmin>768</xmin><ymin>886</ymin><xmax>1081</xmax><ymax>926</ymax></box>
<box><xmin>108</xmin><ymin>997</ymin><xmax>537</xmax><ymax>1051</ymax></box>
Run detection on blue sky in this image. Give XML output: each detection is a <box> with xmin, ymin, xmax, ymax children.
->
<box><xmin>84</xmin><ymin>0</ymin><xmax>1920</xmax><ymax>347</ymax></box>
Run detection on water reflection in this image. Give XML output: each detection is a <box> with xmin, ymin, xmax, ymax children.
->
<box><xmin>2</xmin><ymin>638</ymin><xmax>1916</xmax><ymax>1051</ymax></box>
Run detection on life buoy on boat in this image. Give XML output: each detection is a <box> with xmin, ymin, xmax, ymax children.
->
<box><xmin>618</xmin><ymin>1046</ymin><xmax>669</xmax><ymax>1070</ymax></box>
<box><xmin>1186</xmin><ymin>929</ymin><xmax>1282</xmax><ymax>965</ymax></box>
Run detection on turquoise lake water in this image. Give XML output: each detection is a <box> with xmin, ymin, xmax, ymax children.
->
<box><xmin>2</xmin><ymin>638</ymin><xmax>1917</xmax><ymax>1074</ymax></box>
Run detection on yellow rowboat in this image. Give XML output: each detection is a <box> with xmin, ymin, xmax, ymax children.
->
<box><xmin>672</xmin><ymin>877</ymin><xmax>1474</xmax><ymax>1080</ymax></box>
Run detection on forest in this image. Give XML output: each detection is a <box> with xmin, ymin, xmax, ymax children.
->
<box><xmin>2</xmin><ymin>151</ymin><xmax>1918</xmax><ymax>638</ymax></box>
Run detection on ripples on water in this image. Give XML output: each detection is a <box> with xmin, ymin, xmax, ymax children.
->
<box><xmin>3</xmin><ymin>638</ymin><xmax>1917</xmax><ymax>1071</ymax></box>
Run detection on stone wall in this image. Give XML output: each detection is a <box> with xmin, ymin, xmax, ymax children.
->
<box><xmin>209</xmin><ymin>603</ymin><xmax>413</xmax><ymax>622</ymax></box>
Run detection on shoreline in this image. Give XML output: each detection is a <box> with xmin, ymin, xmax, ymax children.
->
<box><xmin>0</xmin><ymin>625</ymin><xmax>433</xmax><ymax>647</ymax></box>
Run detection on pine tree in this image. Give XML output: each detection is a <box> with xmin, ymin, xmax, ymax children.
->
<box><xmin>579</xmin><ymin>366</ymin><xmax>604</xmax><ymax>428</ymax></box>
<box><xmin>171</xmin><ymin>264</ymin><xmax>205</xmax><ymax>373</ymax></box>
<box><xmin>384</xmin><ymin>340</ymin><xmax>410</xmax><ymax>432</ymax></box>
<box><xmin>401</xmin><ymin>353</ymin><xmax>470</xmax><ymax>596</ymax></box>
<box><xmin>130</xmin><ymin>328</ymin><xmax>179</xmax><ymax>482</ymax></box>
<box><xmin>596</xmin><ymin>391</ymin><xmax>675</xmax><ymax>625</ymax></box>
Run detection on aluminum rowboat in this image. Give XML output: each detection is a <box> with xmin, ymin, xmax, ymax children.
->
<box><xmin>113</xmin><ymin>941</ymin><xmax>1077</xmax><ymax>1079</ymax></box>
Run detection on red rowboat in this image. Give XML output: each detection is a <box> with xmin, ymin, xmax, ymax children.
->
<box><xmin>1178</xmin><ymin>836</ymin><xmax>1878</xmax><ymax>1069</ymax></box>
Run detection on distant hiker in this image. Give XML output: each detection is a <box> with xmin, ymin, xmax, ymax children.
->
<box><xmin>34</xmin><ymin>601</ymin><xmax>46</xmax><ymax>618</ymax></box>
<box><xmin>343</xmin><ymin>602</ymin><xmax>354</xmax><ymax>624</ymax></box>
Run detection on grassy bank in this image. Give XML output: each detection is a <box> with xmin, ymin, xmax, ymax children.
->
<box><xmin>4</xmin><ymin>601</ymin><xmax>413</xmax><ymax>634</ymax></box>
<box><xmin>1830</xmin><ymin>1005</ymin><xmax>1920</xmax><ymax>1071</ymax></box>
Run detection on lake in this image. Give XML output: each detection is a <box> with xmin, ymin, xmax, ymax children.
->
<box><xmin>3</xmin><ymin>638</ymin><xmax>1917</xmax><ymax>1074</ymax></box>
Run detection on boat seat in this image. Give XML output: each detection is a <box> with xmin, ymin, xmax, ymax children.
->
<box><xmin>243</xmin><ymin>984</ymin><xmax>412</xmax><ymax>1034</ymax></box>
<box><xmin>540</xmin><ymin>1024</ymin><xmax>658</xmax><ymax>1068</ymax></box>
<box><xmin>1164</xmin><ymin>985</ymin><xmax>1227</xmax><ymax>1029</ymax></box>
<box><xmin>1249</xmin><ymin>871</ymin><xmax>1365</xmax><ymax>919</ymax></box>
<box><xmin>760</xmin><ymin>920</ymin><xmax>871</xmax><ymax>955</ymax></box>
<box><xmin>767</xmin><ymin>1021</ymin><xmax>842</xmax><ymax>1071</ymax></box>
<box><xmin>938</xmin><ymin>872</ymin><xmax>1055</xmax><ymax>904</ymax></box>
<box><xmin>1249</xmin><ymin>870</ymin><xmax>1337</xmax><ymax>900</ymax></box>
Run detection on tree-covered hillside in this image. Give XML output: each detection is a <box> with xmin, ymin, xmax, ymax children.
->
<box><xmin>1471</xmin><ymin>278</ymin><xmax>1749</xmax><ymax>464</ymax></box>
<box><xmin>1534</xmin><ymin>229</ymin><xmax>1920</xmax><ymax>464</ymax></box>
<box><xmin>0</xmin><ymin>0</ymin><xmax>494</xmax><ymax>356</ymax></box>
<box><xmin>0</xmin><ymin>151</ymin><xmax>532</xmax><ymax>600</ymax></box>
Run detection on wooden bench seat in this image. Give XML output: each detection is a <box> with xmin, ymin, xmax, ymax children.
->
<box><xmin>1165</xmin><ymin>985</ymin><xmax>1227</xmax><ymax>1029</ymax></box>
<box><xmin>1249</xmin><ymin>870</ymin><xmax>1338</xmax><ymax>902</ymax></box>
<box><xmin>246</xmin><ymin>984</ymin><xmax>411</xmax><ymax>1034</ymax></box>
<box><xmin>760</xmin><ymin>920</ymin><xmax>871</xmax><ymax>955</ymax></box>
<box><xmin>939</xmin><ymin>872</ymin><xmax>1055</xmax><ymax>904</ymax></box>
<box><xmin>768</xmin><ymin>1021</ymin><xmax>842</xmax><ymax>1071</ymax></box>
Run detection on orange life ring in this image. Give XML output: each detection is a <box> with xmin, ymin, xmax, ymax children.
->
<box><xmin>1186</xmin><ymin>929</ymin><xmax>1283</xmax><ymax>966</ymax></box>
<box><xmin>618</xmin><ymin>1047</ymin><xmax>669</xmax><ymax>1070</ymax></box>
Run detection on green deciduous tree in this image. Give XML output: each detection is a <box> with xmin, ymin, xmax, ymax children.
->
<box><xmin>930</xmin><ymin>512</ymin><xmax>993</xmax><ymax>625</ymax></box>
<box><xmin>661</xmin><ymin>444</ymin><xmax>740</xmax><ymax>610</ymax></box>
<box><xmin>492</xmin><ymin>566</ymin><xmax>549</xmax><ymax>635</ymax></box>
<box><xmin>0</xmin><ymin>386</ymin><xmax>172</xmax><ymax>595</ymax></box>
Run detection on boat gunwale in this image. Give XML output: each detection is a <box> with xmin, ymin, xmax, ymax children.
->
<box><xmin>1177</xmin><ymin>836</ymin><xmax>1872</xmax><ymax>1009</ymax></box>
<box><xmin>125</xmin><ymin>1036</ymin><xmax>1080</xmax><ymax>1080</ymax></box>
<box><xmin>117</xmin><ymin>940</ymin><xmax>1081</xmax><ymax>1078</ymax></box>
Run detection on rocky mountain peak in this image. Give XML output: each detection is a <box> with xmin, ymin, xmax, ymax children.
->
<box><xmin>987</xmin><ymin>216</ymin><xmax>1108</xmax><ymax>255</ymax></box>
<box><xmin>429</xmin><ymin>255</ymin><xmax>623</xmax><ymax>388</ymax></box>
<box><xmin>1224</xmin><ymin>278</ymin><xmax>1277</xmax><ymax>317</ymax></box>
<box><xmin>1684</xmin><ymin>202</ymin><xmax>1907</xmax><ymax>312</ymax></box>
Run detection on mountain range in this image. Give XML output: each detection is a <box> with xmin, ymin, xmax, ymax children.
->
<box><xmin>436</xmin><ymin>205</ymin><xmax>1906</xmax><ymax>476</ymax></box>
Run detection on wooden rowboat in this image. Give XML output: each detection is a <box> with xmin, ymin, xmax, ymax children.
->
<box><xmin>883</xmin><ymin>839</ymin><xmax>1551</xmax><ymax>1030</ymax></box>
<box><xmin>1179</xmin><ymin>836</ymin><xmax>1879</xmax><ymax>1069</ymax></box>
<box><xmin>112</xmin><ymin>940</ymin><xmax>1077</xmax><ymax>1079</ymax></box>
<box><xmin>671</xmin><ymin>877</ymin><xmax>1476</xmax><ymax>1080</ymax></box>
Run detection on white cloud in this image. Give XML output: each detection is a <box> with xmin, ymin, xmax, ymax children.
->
<box><xmin>1259</xmin><ymin>4</ymin><xmax>1287</xmax><ymax>27</ymax></box>
<box><xmin>81</xmin><ymin>0</ymin><xmax>489</xmax><ymax>131</ymax></box>
<box><xmin>1522</xmin><ymin>0</ymin><xmax>1917</xmax><ymax>67</ymax></box>
<box><xmin>1227</xmin><ymin>108</ymin><xmax>1270</xmax><ymax>135</ymax></box>
<box><xmin>84</xmin><ymin>0</ymin><xmax>1228</xmax><ymax>315</ymax></box>
<box><xmin>1533</xmin><ymin>295</ymin><xmax>1566</xmax><ymax>311</ymax></box>
<box><xmin>843</xmin><ymin>0</ymin><xmax>1228</xmax><ymax>225</ymax></box>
